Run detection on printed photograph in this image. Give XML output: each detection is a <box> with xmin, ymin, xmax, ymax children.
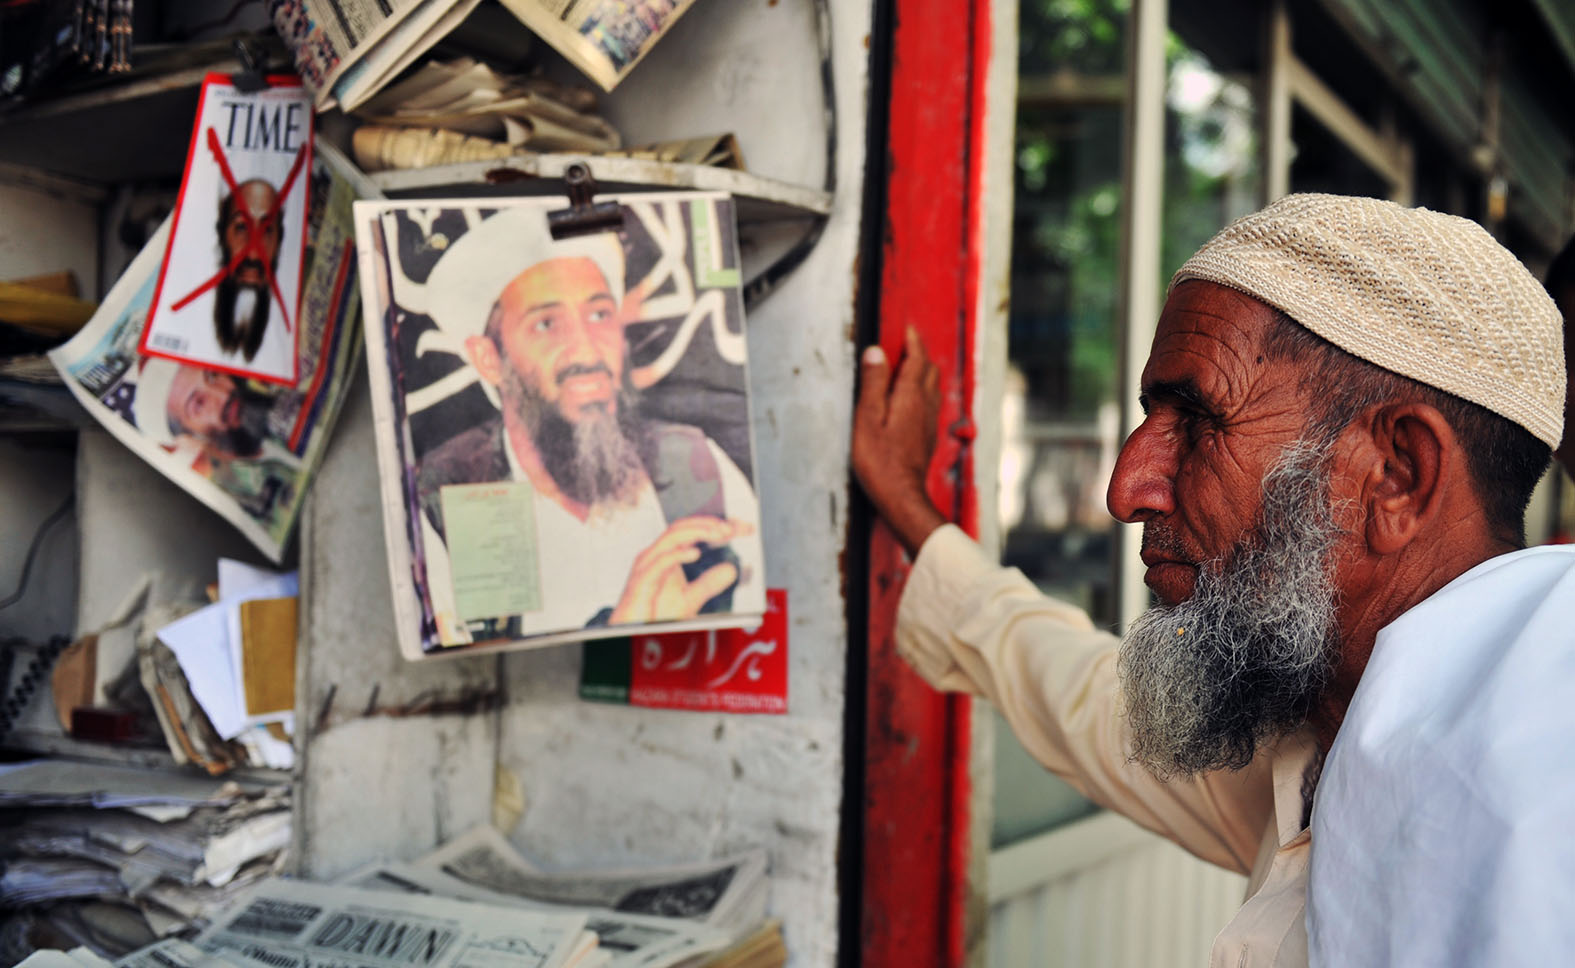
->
<box><xmin>578</xmin><ymin>0</ymin><xmax>681</xmax><ymax>71</ymax></box>
<box><xmin>357</xmin><ymin>192</ymin><xmax>765</xmax><ymax>655</ymax></box>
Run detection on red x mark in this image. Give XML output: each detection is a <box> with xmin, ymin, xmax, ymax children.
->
<box><xmin>170</xmin><ymin>127</ymin><xmax>308</xmax><ymax>334</ymax></box>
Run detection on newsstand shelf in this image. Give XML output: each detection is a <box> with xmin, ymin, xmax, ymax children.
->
<box><xmin>0</xmin><ymin>41</ymin><xmax>273</xmax><ymax>184</ymax></box>
<box><xmin>369</xmin><ymin>155</ymin><xmax>834</xmax><ymax>221</ymax></box>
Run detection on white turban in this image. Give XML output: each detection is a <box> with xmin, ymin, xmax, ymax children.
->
<box><xmin>1172</xmin><ymin>193</ymin><xmax>1566</xmax><ymax>448</ymax></box>
<box><xmin>133</xmin><ymin>356</ymin><xmax>180</xmax><ymax>447</ymax></box>
<box><xmin>424</xmin><ymin>206</ymin><xmax>626</xmax><ymax>341</ymax></box>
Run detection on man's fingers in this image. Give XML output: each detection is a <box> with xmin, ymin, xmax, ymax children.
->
<box><xmin>636</xmin><ymin>516</ymin><xmax>745</xmax><ymax>568</ymax></box>
<box><xmin>634</xmin><ymin>543</ymin><xmax>704</xmax><ymax>588</ymax></box>
<box><xmin>857</xmin><ymin>344</ymin><xmax>891</xmax><ymax>428</ymax></box>
<box><xmin>681</xmin><ymin>562</ymin><xmax>740</xmax><ymax>613</ymax></box>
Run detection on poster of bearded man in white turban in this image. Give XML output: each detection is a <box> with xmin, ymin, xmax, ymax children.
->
<box><xmin>354</xmin><ymin>191</ymin><xmax>767</xmax><ymax>661</ymax></box>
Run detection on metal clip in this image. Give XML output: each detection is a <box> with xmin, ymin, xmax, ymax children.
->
<box><xmin>231</xmin><ymin>38</ymin><xmax>271</xmax><ymax>93</ymax></box>
<box><xmin>548</xmin><ymin>163</ymin><xmax>625</xmax><ymax>239</ymax></box>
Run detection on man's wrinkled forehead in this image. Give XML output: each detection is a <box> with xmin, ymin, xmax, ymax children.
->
<box><xmin>1142</xmin><ymin>281</ymin><xmax>1284</xmax><ymax>399</ymax></box>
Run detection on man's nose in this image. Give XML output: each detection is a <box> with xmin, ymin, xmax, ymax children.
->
<box><xmin>1106</xmin><ymin>419</ymin><xmax>1177</xmax><ymax>523</ymax></box>
<box><xmin>559</xmin><ymin>312</ymin><xmax>606</xmax><ymax>364</ymax></box>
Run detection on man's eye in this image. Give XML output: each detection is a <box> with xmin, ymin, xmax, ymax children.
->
<box><xmin>531</xmin><ymin>316</ymin><xmax>555</xmax><ymax>332</ymax></box>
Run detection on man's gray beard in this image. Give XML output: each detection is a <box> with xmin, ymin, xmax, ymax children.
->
<box><xmin>1118</xmin><ymin>439</ymin><xmax>1342</xmax><ymax>780</ymax></box>
<box><xmin>504</xmin><ymin>368</ymin><xmax>648</xmax><ymax>509</ymax></box>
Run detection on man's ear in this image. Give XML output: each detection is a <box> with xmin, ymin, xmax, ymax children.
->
<box><xmin>1361</xmin><ymin>403</ymin><xmax>1453</xmax><ymax>554</ymax></box>
<box><xmin>466</xmin><ymin>334</ymin><xmax>503</xmax><ymax>387</ymax></box>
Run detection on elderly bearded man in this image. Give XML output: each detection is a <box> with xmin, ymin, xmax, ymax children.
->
<box><xmin>419</xmin><ymin>208</ymin><xmax>764</xmax><ymax>643</ymax></box>
<box><xmin>852</xmin><ymin>195</ymin><xmax>1574</xmax><ymax>966</ymax></box>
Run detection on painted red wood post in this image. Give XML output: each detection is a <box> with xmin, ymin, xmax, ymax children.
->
<box><xmin>863</xmin><ymin>0</ymin><xmax>992</xmax><ymax>964</ymax></box>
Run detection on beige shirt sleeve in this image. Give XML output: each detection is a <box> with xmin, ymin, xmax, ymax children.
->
<box><xmin>896</xmin><ymin>524</ymin><xmax>1275</xmax><ymax>875</ymax></box>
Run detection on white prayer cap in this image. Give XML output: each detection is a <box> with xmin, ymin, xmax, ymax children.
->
<box><xmin>133</xmin><ymin>356</ymin><xmax>180</xmax><ymax>447</ymax></box>
<box><xmin>1171</xmin><ymin>193</ymin><xmax>1566</xmax><ymax>448</ymax></box>
<box><xmin>424</xmin><ymin>206</ymin><xmax>625</xmax><ymax>341</ymax></box>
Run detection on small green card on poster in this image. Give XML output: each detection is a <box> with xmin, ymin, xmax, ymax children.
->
<box><xmin>439</xmin><ymin>481</ymin><xmax>543</xmax><ymax>622</ymax></box>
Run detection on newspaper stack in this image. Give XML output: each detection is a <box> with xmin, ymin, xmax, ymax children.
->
<box><xmin>13</xmin><ymin>881</ymin><xmax>600</xmax><ymax>968</ymax></box>
<box><xmin>341</xmin><ymin>826</ymin><xmax>775</xmax><ymax>968</ymax></box>
<box><xmin>0</xmin><ymin>760</ymin><xmax>290</xmax><ymax>962</ymax></box>
<box><xmin>349</xmin><ymin>57</ymin><xmax>621</xmax><ymax>170</ymax></box>
<box><xmin>12</xmin><ymin>939</ymin><xmax>246</xmax><ymax>968</ymax></box>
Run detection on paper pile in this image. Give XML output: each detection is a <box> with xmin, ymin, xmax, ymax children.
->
<box><xmin>5</xmin><ymin>824</ymin><xmax>782</xmax><ymax>968</ymax></box>
<box><xmin>342</xmin><ymin>825</ymin><xmax>776</xmax><ymax>968</ymax></box>
<box><xmin>148</xmin><ymin>560</ymin><xmax>299</xmax><ymax>771</ymax></box>
<box><xmin>350</xmin><ymin>58</ymin><xmax>620</xmax><ymax>172</ymax></box>
<box><xmin>0</xmin><ymin>759</ymin><xmax>290</xmax><ymax>961</ymax></box>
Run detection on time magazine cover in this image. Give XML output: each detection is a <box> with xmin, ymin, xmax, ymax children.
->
<box><xmin>49</xmin><ymin>143</ymin><xmax>373</xmax><ymax>562</ymax></box>
<box><xmin>354</xmin><ymin>191</ymin><xmax>766</xmax><ymax>660</ymax></box>
<box><xmin>141</xmin><ymin>74</ymin><xmax>314</xmax><ymax>385</ymax></box>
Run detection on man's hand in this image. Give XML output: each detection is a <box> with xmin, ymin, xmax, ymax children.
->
<box><xmin>609</xmin><ymin>515</ymin><xmax>752</xmax><ymax>624</ymax></box>
<box><xmin>852</xmin><ymin>326</ymin><xmax>946</xmax><ymax>556</ymax></box>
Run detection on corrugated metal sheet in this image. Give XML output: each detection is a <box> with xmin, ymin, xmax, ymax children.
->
<box><xmin>1529</xmin><ymin>0</ymin><xmax>1575</xmax><ymax>78</ymax></box>
<box><xmin>1318</xmin><ymin>0</ymin><xmax>1575</xmax><ymax>250</ymax></box>
<box><xmin>1319</xmin><ymin>0</ymin><xmax>1484</xmax><ymax>150</ymax></box>
<box><xmin>988</xmin><ymin>811</ymin><xmax>1247</xmax><ymax>968</ymax></box>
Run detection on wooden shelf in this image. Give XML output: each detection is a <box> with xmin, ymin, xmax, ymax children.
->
<box><xmin>369</xmin><ymin>155</ymin><xmax>833</xmax><ymax>221</ymax></box>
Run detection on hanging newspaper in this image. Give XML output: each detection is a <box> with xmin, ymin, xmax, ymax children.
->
<box><xmin>141</xmin><ymin>74</ymin><xmax>314</xmax><ymax>385</ymax></box>
<box><xmin>49</xmin><ymin>143</ymin><xmax>375</xmax><ymax>562</ymax></box>
<box><xmin>353</xmin><ymin>191</ymin><xmax>766</xmax><ymax>660</ymax></box>
<box><xmin>196</xmin><ymin>879</ymin><xmax>594</xmax><ymax>968</ymax></box>
<box><xmin>266</xmin><ymin>0</ymin><xmax>481</xmax><ymax>110</ymax></box>
<box><xmin>496</xmin><ymin>0</ymin><xmax>699</xmax><ymax>92</ymax></box>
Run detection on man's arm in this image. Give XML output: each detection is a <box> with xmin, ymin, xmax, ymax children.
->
<box><xmin>851</xmin><ymin>327</ymin><xmax>1272</xmax><ymax>874</ymax></box>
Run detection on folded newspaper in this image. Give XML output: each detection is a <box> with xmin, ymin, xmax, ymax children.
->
<box><xmin>354</xmin><ymin>192</ymin><xmax>767</xmax><ymax>659</ymax></box>
<box><xmin>268</xmin><ymin>0</ymin><xmax>700</xmax><ymax>112</ymax></box>
<box><xmin>47</xmin><ymin>143</ymin><xmax>376</xmax><ymax>563</ymax></box>
<box><xmin>496</xmin><ymin>0</ymin><xmax>700</xmax><ymax>92</ymax></box>
<box><xmin>354</xmin><ymin>58</ymin><xmax>620</xmax><ymax>155</ymax></box>
<box><xmin>339</xmin><ymin>825</ymin><xmax>766</xmax><ymax>968</ymax></box>
<box><xmin>196</xmin><ymin>879</ymin><xmax>597</xmax><ymax>968</ymax></box>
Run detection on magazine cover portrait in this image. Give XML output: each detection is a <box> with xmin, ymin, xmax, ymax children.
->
<box><xmin>355</xmin><ymin>192</ymin><xmax>766</xmax><ymax>658</ymax></box>
<box><xmin>141</xmin><ymin>75</ymin><xmax>313</xmax><ymax>384</ymax></box>
<box><xmin>50</xmin><ymin>146</ymin><xmax>367</xmax><ymax>562</ymax></box>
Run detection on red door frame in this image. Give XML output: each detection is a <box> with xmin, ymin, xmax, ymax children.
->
<box><xmin>862</xmin><ymin>0</ymin><xmax>994</xmax><ymax>964</ymax></box>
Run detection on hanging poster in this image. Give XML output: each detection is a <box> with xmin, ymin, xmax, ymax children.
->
<box><xmin>354</xmin><ymin>191</ymin><xmax>766</xmax><ymax>660</ymax></box>
<box><xmin>49</xmin><ymin>143</ymin><xmax>373</xmax><ymax>562</ymax></box>
<box><xmin>141</xmin><ymin>74</ymin><xmax>313</xmax><ymax>385</ymax></box>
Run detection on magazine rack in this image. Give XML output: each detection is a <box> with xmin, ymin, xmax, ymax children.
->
<box><xmin>0</xmin><ymin>1</ymin><xmax>864</xmax><ymax>964</ymax></box>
